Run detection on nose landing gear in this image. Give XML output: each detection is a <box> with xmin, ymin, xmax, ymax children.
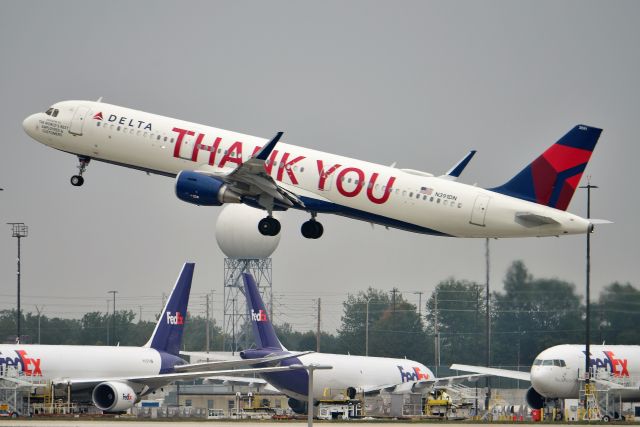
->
<box><xmin>70</xmin><ymin>156</ymin><xmax>90</xmax><ymax>187</ymax></box>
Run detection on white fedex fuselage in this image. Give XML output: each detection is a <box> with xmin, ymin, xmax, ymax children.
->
<box><xmin>0</xmin><ymin>344</ymin><xmax>168</xmax><ymax>390</ymax></box>
<box><xmin>23</xmin><ymin>100</ymin><xmax>590</xmax><ymax>238</ymax></box>
<box><xmin>531</xmin><ymin>344</ymin><xmax>640</xmax><ymax>401</ymax></box>
<box><xmin>256</xmin><ymin>351</ymin><xmax>433</xmax><ymax>401</ymax></box>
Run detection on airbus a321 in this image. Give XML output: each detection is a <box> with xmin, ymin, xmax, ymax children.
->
<box><xmin>23</xmin><ymin>100</ymin><xmax>604</xmax><ymax>239</ymax></box>
<box><xmin>0</xmin><ymin>263</ymin><xmax>309</xmax><ymax>412</ymax></box>
<box><xmin>239</xmin><ymin>272</ymin><xmax>482</xmax><ymax>414</ymax></box>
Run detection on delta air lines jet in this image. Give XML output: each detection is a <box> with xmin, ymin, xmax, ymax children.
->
<box><xmin>240</xmin><ymin>273</ymin><xmax>482</xmax><ymax>414</ymax></box>
<box><xmin>0</xmin><ymin>264</ymin><xmax>308</xmax><ymax>412</ymax></box>
<box><xmin>23</xmin><ymin>100</ymin><xmax>604</xmax><ymax>239</ymax></box>
<box><xmin>452</xmin><ymin>344</ymin><xmax>640</xmax><ymax>414</ymax></box>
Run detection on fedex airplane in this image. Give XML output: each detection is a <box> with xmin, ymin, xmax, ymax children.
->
<box><xmin>452</xmin><ymin>344</ymin><xmax>640</xmax><ymax>411</ymax></box>
<box><xmin>0</xmin><ymin>263</ymin><xmax>307</xmax><ymax>412</ymax></box>
<box><xmin>23</xmin><ymin>100</ymin><xmax>604</xmax><ymax>239</ymax></box>
<box><xmin>240</xmin><ymin>273</ymin><xmax>481</xmax><ymax>414</ymax></box>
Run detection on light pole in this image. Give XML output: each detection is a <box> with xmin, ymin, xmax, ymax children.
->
<box><xmin>108</xmin><ymin>291</ymin><xmax>118</xmax><ymax>345</ymax></box>
<box><xmin>365</xmin><ymin>298</ymin><xmax>370</xmax><ymax>356</ymax></box>
<box><xmin>485</xmin><ymin>238</ymin><xmax>491</xmax><ymax>410</ymax></box>
<box><xmin>580</xmin><ymin>180</ymin><xmax>598</xmax><ymax>387</ymax></box>
<box><xmin>8</xmin><ymin>223</ymin><xmax>28</xmax><ymax>343</ymax></box>
<box><xmin>35</xmin><ymin>305</ymin><xmax>44</xmax><ymax>344</ymax></box>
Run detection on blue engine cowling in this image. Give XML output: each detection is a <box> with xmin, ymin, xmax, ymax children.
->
<box><xmin>175</xmin><ymin>170</ymin><xmax>242</xmax><ymax>206</ymax></box>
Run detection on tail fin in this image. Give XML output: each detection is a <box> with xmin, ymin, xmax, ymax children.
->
<box><xmin>144</xmin><ymin>263</ymin><xmax>194</xmax><ymax>356</ymax></box>
<box><xmin>242</xmin><ymin>273</ymin><xmax>285</xmax><ymax>351</ymax></box>
<box><xmin>489</xmin><ymin>125</ymin><xmax>602</xmax><ymax>210</ymax></box>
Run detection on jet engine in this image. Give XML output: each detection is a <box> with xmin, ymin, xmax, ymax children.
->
<box><xmin>92</xmin><ymin>381</ymin><xmax>138</xmax><ymax>412</ymax></box>
<box><xmin>288</xmin><ymin>397</ymin><xmax>308</xmax><ymax>415</ymax></box>
<box><xmin>175</xmin><ymin>170</ymin><xmax>241</xmax><ymax>206</ymax></box>
<box><xmin>525</xmin><ymin>386</ymin><xmax>544</xmax><ymax>410</ymax></box>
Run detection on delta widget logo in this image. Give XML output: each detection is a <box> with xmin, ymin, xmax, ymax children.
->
<box><xmin>93</xmin><ymin>112</ymin><xmax>103</xmax><ymax>120</ymax></box>
<box><xmin>166</xmin><ymin>311</ymin><xmax>184</xmax><ymax>325</ymax></box>
<box><xmin>251</xmin><ymin>309</ymin><xmax>267</xmax><ymax>322</ymax></box>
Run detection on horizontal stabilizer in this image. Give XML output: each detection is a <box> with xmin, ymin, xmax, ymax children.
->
<box><xmin>515</xmin><ymin>212</ymin><xmax>560</xmax><ymax>227</ymax></box>
<box><xmin>450</xmin><ymin>364</ymin><xmax>531</xmax><ymax>382</ymax></box>
<box><xmin>589</xmin><ymin>219</ymin><xmax>613</xmax><ymax>225</ymax></box>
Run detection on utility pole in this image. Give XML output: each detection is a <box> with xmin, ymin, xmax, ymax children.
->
<box><xmin>106</xmin><ymin>299</ymin><xmax>110</xmax><ymax>345</ymax></box>
<box><xmin>390</xmin><ymin>288</ymin><xmax>398</xmax><ymax>314</ymax></box>
<box><xmin>108</xmin><ymin>291</ymin><xmax>118</xmax><ymax>345</ymax></box>
<box><xmin>231</xmin><ymin>298</ymin><xmax>236</xmax><ymax>355</ymax></box>
<box><xmin>35</xmin><ymin>305</ymin><xmax>44</xmax><ymax>344</ymax></box>
<box><xmin>365</xmin><ymin>298</ymin><xmax>370</xmax><ymax>356</ymax></box>
<box><xmin>434</xmin><ymin>290</ymin><xmax>440</xmax><ymax>376</ymax></box>
<box><xmin>414</xmin><ymin>291</ymin><xmax>423</xmax><ymax>318</ymax></box>
<box><xmin>8</xmin><ymin>223</ymin><xmax>28</xmax><ymax>343</ymax></box>
<box><xmin>316</xmin><ymin>298</ymin><xmax>321</xmax><ymax>352</ymax></box>
<box><xmin>205</xmin><ymin>293</ymin><xmax>210</xmax><ymax>353</ymax></box>
<box><xmin>138</xmin><ymin>305</ymin><xmax>143</xmax><ymax>323</ymax></box>
<box><xmin>485</xmin><ymin>238</ymin><xmax>491</xmax><ymax>410</ymax></box>
<box><xmin>580</xmin><ymin>179</ymin><xmax>598</xmax><ymax>387</ymax></box>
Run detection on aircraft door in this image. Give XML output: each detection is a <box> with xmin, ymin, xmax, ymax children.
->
<box><xmin>69</xmin><ymin>106</ymin><xmax>90</xmax><ymax>136</ymax></box>
<box><xmin>470</xmin><ymin>195</ymin><xmax>491</xmax><ymax>226</ymax></box>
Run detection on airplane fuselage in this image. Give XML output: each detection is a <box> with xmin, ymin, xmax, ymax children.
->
<box><xmin>23</xmin><ymin>100</ymin><xmax>591</xmax><ymax>238</ymax></box>
<box><xmin>531</xmin><ymin>344</ymin><xmax>640</xmax><ymax>401</ymax></box>
<box><xmin>0</xmin><ymin>344</ymin><xmax>183</xmax><ymax>392</ymax></box>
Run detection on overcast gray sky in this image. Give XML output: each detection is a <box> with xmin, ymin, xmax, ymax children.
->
<box><xmin>1</xmin><ymin>1</ymin><xmax>638</xmax><ymax>334</ymax></box>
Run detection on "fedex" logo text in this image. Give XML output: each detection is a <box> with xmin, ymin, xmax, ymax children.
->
<box><xmin>398</xmin><ymin>366</ymin><xmax>429</xmax><ymax>383</ymax></box>
<box><xmin>584</xmin><ymin>350</ymin><xmax>630</xmax><ymax>377</ymax></box>
<box><xmin>166</xmin><ymin>311</ymin><xmax>184</xmax><ymax>325</ymax></box>
<box><xmin>0</xmin><ymin>350</ymin><xmax>42</xmax><ymax>376</ymax></box>
<box><xmin>251</xmin><ymin>309</ymin><xmax>267</xmax><ymax>322</ymax></box>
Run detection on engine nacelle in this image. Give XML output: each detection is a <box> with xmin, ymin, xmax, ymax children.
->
<box><xmin>92</xmin><ymin>381</ymin><xmax>138</xmax><ymax>412</ymax></box>
<box><xmin>526</xmin><ymin>386</ymin><xmax>545</xmax><ymax>410</ymax></box>
<box><xmin>288</xmin><ymin>397</ymin><xmax>307</xmax><ymax>415</ymax></box>
<box><xmin>175</xmin><ymin>170</ymin><xmax>242</xmax><ymax>206</ymax></box>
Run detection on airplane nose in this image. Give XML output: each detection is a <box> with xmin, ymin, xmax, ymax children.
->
<box><xmin>530</xmin><ymin>367</ymin><xmax>556</xmax><ymax>396</ymax></box>
<box><xmin>22</xmin><ymin>114</ymin><xmax>38</xmax><ymax>138</ymax></box>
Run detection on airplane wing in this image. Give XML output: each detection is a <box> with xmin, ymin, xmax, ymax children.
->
<box><xmin>361</xmin><ymin>373</ymin><xmax>485</xmax><ymax>395</ymax></box>
<box><xmin>450</xmin><ymin>364</ymin><xmax>531</xmax><ymax>382</ymax></box>
<box><xmin>439</xmin><ymin>150</ymin><xmax>477</xmax><ymax>181</ymax></box>
<box><xmin>53</xmin><ymin>365</ymin><xmax>308</xmax><ymax>392</ymax></box>
<box><xmin>196</xmin><ymin>132</ymin><xmax>305</xmax><ymax>211</ymax></box>
<box><xmin>175</xmin><ymin>351</ymin><xmax>314</xmax><ymax>373</ymax></box>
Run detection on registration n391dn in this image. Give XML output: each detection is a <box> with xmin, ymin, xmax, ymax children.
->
<box><xmin>23</xmin><ymin>100</ymin><xmax>605</xmax><ymax>239</ymax></box>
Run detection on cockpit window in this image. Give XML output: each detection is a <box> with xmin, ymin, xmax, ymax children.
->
<box><xmin>533</xmin><ymin>359</ymin><xmax>542</xmax><ymax>366</ymax></box>
<box><xmin>52</xmin><ymin>109</ymin><xmax>59</xmax><ymax>117</ymax></box>
<box><xmin>45</xmin><ymin>108</ymin><xmax>53</xmax><ymax>116</ymax></box>
<box><xmin>542</xmin><ymin>360</ymin><xmax>554</xmax><ymax>366</ymax></box>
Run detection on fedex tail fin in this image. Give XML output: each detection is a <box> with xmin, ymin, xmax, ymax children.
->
<box><xmin>242</xmin><ymin>273</ymin><xmax>285</xmax><ymax>351</ymax></box>
<box><xmin>144</xmin><ymin>263</ymin><xmax>194</xmax><ymax>356</ymax></box>
<box><xmin>490</xmin><ymin>125</ymin><xmax>602</xmax><ymax>211</ymax></box>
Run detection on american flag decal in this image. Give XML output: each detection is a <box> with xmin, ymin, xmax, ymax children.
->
<box><xmin>420</xmin><ymin>187</ymin><xmax>433</xmax><ymax>195</ymax></box>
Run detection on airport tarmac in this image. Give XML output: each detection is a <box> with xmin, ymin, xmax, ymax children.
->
<box><xmin>0</xmin><ymin>421</ymin><xmax>536</xmax><ymax>427</ymax></box>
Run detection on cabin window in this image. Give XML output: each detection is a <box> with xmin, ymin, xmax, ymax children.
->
<box><xmin>117</xmin><ymin>126</ymin><xmax>121</xmax><ymax>131</ymax></box>
<box><xmin>443</xmin><ymin>200</ymin><xmax>448</xmax><ymax>206</ymax></box>
<box><xmin>300</xmin><ymin>167</ymin><xmax>305</xmax><ymax>172</ymax></box>
<box><xmin>170</xmin><ymin>138</ymin><xmax>174</xmax><ymax>143</ymax></box>
<box><xmin>422</xmin><ymin>195</ymin><xmax>427</xmax><ymax>200</ymax></box>
<box><xmin>409</xmin><ymin>192</ymin><xmax>413</xmax><ymax>197</ymax></box>
<box><xmin>436</xmin><ymin>198</ymin><xmax>440</xmax><ymax>204</ymax></box>
<box><xmin>157</xmin><ymin>135</ymin><xmax>161</xmax><ymax>140</ymax></box>
<box><xmin>430</xmin><ymin>197</ymin><xmax>434</xmax><ymax>202</ymax></box>
<box><xmin>458</xmin><ymin>203</ymin><xmax>462</xmax><ymax>208</ymax></box>
<box><xmin>96</xmin><ymin>122</ymin><xmax>101</xmax><ymax>127</ymax></box>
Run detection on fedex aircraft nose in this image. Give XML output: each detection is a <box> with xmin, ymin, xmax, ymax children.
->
<box><xmin>22</xmin><ymin>114</ymin><xmax>39</xmax><ymax>139</ymax></box>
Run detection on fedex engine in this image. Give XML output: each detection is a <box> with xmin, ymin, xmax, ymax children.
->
<box><xmin>92</xmin><ymin>381</ymin><xmax>138</xmax><ymax>412</ymax></box>
<box><xmin>175</xmin><ymin>171</ymin><xmax>241</xmax><ymax>206</ymax></box>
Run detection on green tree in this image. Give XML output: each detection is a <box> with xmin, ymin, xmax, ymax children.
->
<box><xmin>492</xmin><ymin>261</ymin><xmax>583</xmax><ymax>368</ymax></box>
<box><xmin>425</xmin><ymin>278</ymin><xmax>485</xmax><ymax>366</ymax></box>
<box><xmin>595</xmin><ymin>282</ymin><xmax>640</xmax><ymax>344</ymax></box>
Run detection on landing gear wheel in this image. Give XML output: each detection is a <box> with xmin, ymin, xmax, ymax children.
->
<box><xmin>258</xmin><ymin>217</ymin><xmax>281</xmax><ymax>236</ymax></box>
<box><xmin>71</xmin><ymin>156</ymin><xmax>90</xmax><ymax>187</ymax></box>
<box><xmin>70</xmin><ymin>175</ymin><xmax>84</xmax><ymax>186</ymax></box>
<box><xmin>301</xmin><ymin>220</ymin><xmax>324</xmax><ymax>239</ymax></box>
<box><xmin>602</xmin><ymin>415</ymin><xmax>611</xmax><ymax>422</ymax></box>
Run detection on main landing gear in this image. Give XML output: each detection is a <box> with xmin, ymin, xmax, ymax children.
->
<box><xmin>70</xmin><ymin>156</ymin><xmax>90</xmax><ymax>187</ymax></box>
<box><xmin>301</xmin><ymin>213</ymin><xmax>323</xmax><ymax>239</ymax></box>
<box><xmin>258</xmin><ymin>216</ymin><xmax>281</xmax><ymax>237</ymax></box>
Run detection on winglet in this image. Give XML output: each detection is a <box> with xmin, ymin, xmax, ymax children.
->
<box><xmin>242</xmin><ymin>273</ymin><xmax>285</xmax><ymax>351</ymax></box>
<box><xmin>144</xmin><ymin>263</ymin><xmax>194</xmax><ymax>356</ymax></box>
<box><xmin>440</xmin><ymin>150</ymin><xmax>477</xmax><ymax>180</ymax></box>
<box><xmin>254</xmin><ymin>132</ymin><xmax>284</xmax><ymax>161</ymax></box>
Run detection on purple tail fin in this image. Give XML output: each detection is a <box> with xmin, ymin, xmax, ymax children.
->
<box><xmin>242</xmin><ymin>273</ymin><xmax>285</xmax><ymax>351</ymax></box>
<box><xmin>490</xmin><ymin>125</ymin><xmax>602</xmax><ymax>210</ymax></box>
<box><xmin>145</xmin><ymin>263</ymin><xmax>194</xmax><ymax>356</ymax></box>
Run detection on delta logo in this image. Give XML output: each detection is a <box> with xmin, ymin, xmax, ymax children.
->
<box><xmin>251</xmin><ymin>309</ymin><xmax>267</xmax><ymax>322</ymax></box>
<box><xmin>398</xmin><ymin>365</ymin><xmax>429</xmax><ymax>383</ymax></box>
<box><xmin>166</xmin><ymin>311</ymin><xmax>184</xmax><ymax>325</ymax></box>
<box><xmin>583</xmin><ymin>350</ymin><xmax>629</xmax><ymax>377</ymax></box>
<box><xmin>0</xmin><ymin>350</ymin><xmax>42</xmax><ymax>376</ymax></box>
<box><xmin>93</xmin><ymin>112</ymin><xmax>103</xmax><ymax>120</ymax></box>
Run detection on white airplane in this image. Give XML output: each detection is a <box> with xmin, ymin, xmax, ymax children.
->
<box><xmin>23</xmin><ymin>100</ymin><xmax>604</xmax><ymax>239</ymax></box>
<box><xmin>0</xmin><ymin>263</ymin><xmax>309</xmax><ymax>412</ymax></box>
<box><xmin>452</xmin><ymin>344</ymin><xmax>640</xmax><ymax>410</ymax></box>
<box><xmin>239</xmin><ymin>272</ymin><xmax>482</xmax><ymax>414</ymax></box>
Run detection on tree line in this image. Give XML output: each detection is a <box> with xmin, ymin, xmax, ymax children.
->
<box><xmin>1</xmin><ymin>261</ymin><xmax>638</xmax><ymax>370</ymax></box>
